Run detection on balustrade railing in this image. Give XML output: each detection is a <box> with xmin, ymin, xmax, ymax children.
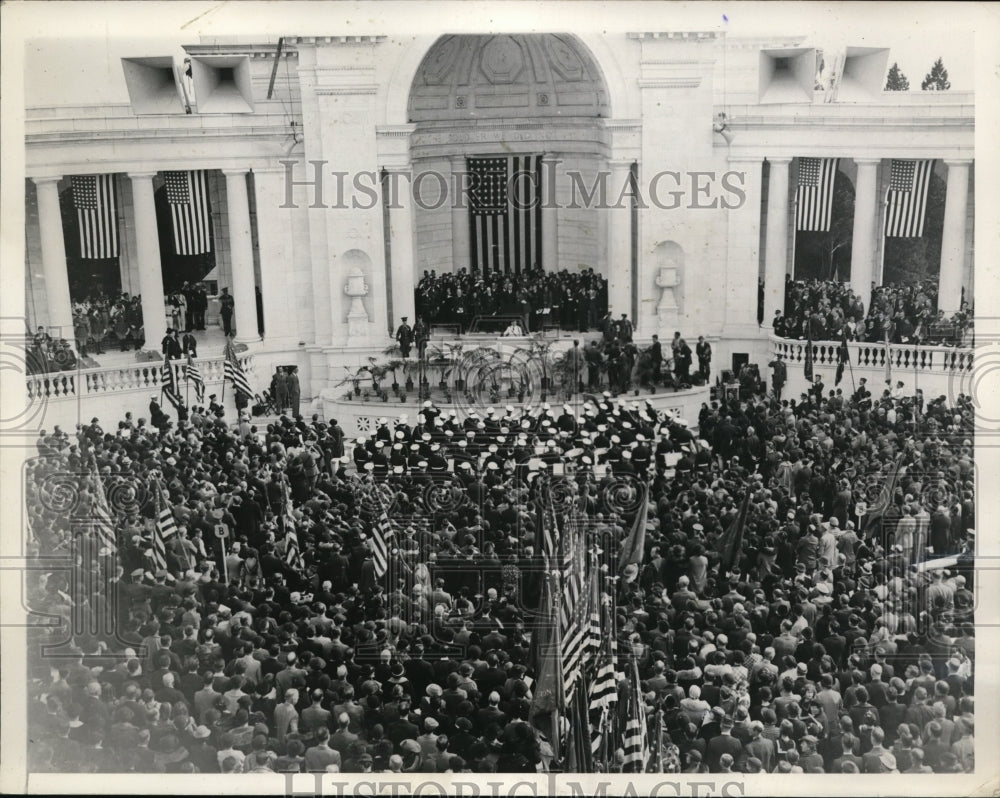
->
<box><xmin>769</xmin><ymin>335</ymin><xmax>974</xmax><ymax>374</ymax></box>
<box><xmin>26</xmin><ymin>353</ymin><xmax>256</xmax><ymax>401</ymax></box>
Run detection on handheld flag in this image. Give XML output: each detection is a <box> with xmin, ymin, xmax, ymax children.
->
<box><xmin>184</xmin><ymin>353</ymin><xmax>205</xmax><ymax>402</ymax></box>
<box><xmin>617</xmin><ymin>480</ymin><xmax>650</xmax><ymax>581</ymax></box>
<box><xmin>835</xmin><ymin>328</ymin><xmax>849</xmax><ymax>386</ymax></box>
<box><xmin>161</xmin><ymin>357</ymin><xmax>183</xmax><ymax>411</ymax></box>
<box><xmin>862</xmin><ymin>455</ymin><xmax>905</xmax><ymax>538</ymax></box>
<box><xmin>151</xmin><ymin>478</ymin><xmax>177</xmax><ymax>571</ymax></box>
<box><xmin>804</xmin><ymin>325</ymin><xmax>814</xmax><ymax>382</ymax></box>
<box><xmin>718</xmin><ymin>489</ymin><xmax>752</xmax><ymax>574</ymax></box>
<box><xmin>223</xmin><ymin>339</ymin><xmax>254</xmax><ymax>400</ymax></box>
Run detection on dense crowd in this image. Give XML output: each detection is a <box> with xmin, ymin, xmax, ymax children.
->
<box><xmin>416</xmin><ymin>267</ymin><xmax>608</xmax><ymax>334</ymax></box>
<box><xmin>24</xmin><ymin>362</ymin><xmax>975</xmax><ymax>775</ymax></box>
<box><xmin>776</xmin><ymin>279</ymin><xmax>974</xmax><ymax>346</ymax></box>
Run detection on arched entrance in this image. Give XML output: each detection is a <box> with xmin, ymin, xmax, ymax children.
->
<box><xmin>404</xmin><ymin>34</ymin><xmax>616</xmax><ymax>333</ymax></box>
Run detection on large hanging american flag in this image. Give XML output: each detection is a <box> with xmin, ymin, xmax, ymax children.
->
<box><xmin>164</xmin><ymin>170</ymin><xmax>212</xmax><ymax>255</ymax></box>
<box><xmin>468</xmin><ymin>154</ymin><xmax>542</xmax><ymax>275</ymax></box>
<box><xmin>884</xmin><ymin>159</ymin><xmax>934</xmax><ymax>238</ymax></box>
<box><xmin>795</xmin><ymin>158</ymin><xmax>839</xmax><ymax>232</ymax></box>
<box><xmin>71</xmin><ymin>174</ymin><xmax>119</xmax><ymax>259</ymax></box>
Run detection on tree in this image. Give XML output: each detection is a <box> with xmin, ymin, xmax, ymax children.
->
<box><xmin>885</xmin><ymin>62</ymin><xmax>910</xmax><ymax>91</ymax></box>
<box><xmin>921</xmin><ymin>57</ymin><xmax>951</xmax><ymax>91</ymax></box>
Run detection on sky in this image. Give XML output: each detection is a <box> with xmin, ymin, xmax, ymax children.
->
<box><xmin>10</xmin><ymin>2</ymin><xmax>987</xmax><ymax>106</ymax></box>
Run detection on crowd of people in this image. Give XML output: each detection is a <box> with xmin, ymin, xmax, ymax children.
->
<box><xmin>775</xmin><ymin>279</ymin><xmax>974</xmax><ymax>346</ymax></box>
<box><xmin>24</xmin><ymin>347</ymin><xmax>976</xmax><ymax>775</ymax></box>
<box><xmin>415</xmin><ymin>267</ymin><xmax>608</xmax><ymax>334</ymax></box>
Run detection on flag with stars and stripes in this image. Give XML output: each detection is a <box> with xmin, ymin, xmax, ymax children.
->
<box><xmin>71</xmin><ymin>174</ymin><xmax>119</xmax><ymax>259</ymax></box>
<box><xmin>560</xmin><ymin>519</ymin><xmax>594</xmax><ymax>703</ymax></box>
<box><xmin>621</xmin><ymin>660</ymin><xmax>649</xmax><ymax>773</ymax></box>
<box><xmin>368</xmin><ymin>483</ymin><xmax>392</xmax><ymax>579</ymax></box>
<box><xmin>283</xmin><ymin>479</ymin><xmax>305</xmax><ymax>570</ymax></box>
<box><xmin>884</xmin><ymin>159</ymin><xmax>934</xmax><ymax>238</ymax></box>
<box><xmin>184</xmin><ymin>353</ymin><xmax>205</xmax><ymax>403</ymax></box>
<box><xmin>164</xmin><ymin>170</ymin><xmax>212</xmax><ymax>255</ymax></box>
<box><xmin>795</xmin><ymin>158</ymin><xmax>839</xmax><ymax>232</ymax></box>
<box><xmin>223</xmin><ymin>339</ymin><xmax>254</xmax><ymax>400</ymax></box>
<box><xmin>89</xmin><ymin>459</ymin><xmax>118</xmax><ymax>555</ymax></box>
<box><xmin>468</xmin><ymin>154</ymin><xmax>542</xmax><ymax>276</ymax></box>
<box><xmin>151</xmin><ymin>479</ymin><xmax>177</xmax><ymax>571</ymax></box>
<box><xmin>161</xmin><ymin>356</ymin><xmax>183</xmax><ymax>411</ymax></box>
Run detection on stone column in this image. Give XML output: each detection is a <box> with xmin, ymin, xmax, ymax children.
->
<box><xmin>939</xmin><ymin>159</ymin><xmax>971</xmax><ymax>315</ymax></box>
<box><xmin>606</xmin><ymin>159</ymin><xmax>633</xmax><ymax>318</ymax></box>
<box><xmin>541</xmin><ymin>154</ymin><xmax>560</xmax><ymax>272</ymax></box>
<box><xmin>849</xmin><ymin>158</ymin><xmax>880</xmax><ymax>313</ymax></box>
<box><xmin>32</xmin><ymin>177</ymin><xmax>74</xmax><ymax>341</ymax></box>
<box><xmin>450</xmin><ymin>155</ymin><xmax>470</xmax><ymax>273</ymax></box>
<box><xmin>127</xmin><ymin>172</ymin><xmax>167</xmax><ymax>348</ymax></box>
<box><xmin>386</xmin><ymin>166</ymin><xmax>416</xmax><ymax>329</ymax></box>
<box><xmin>723</xmin><ymin>157</ymin><xmax>764</xmax><ymax>335</ymax></box>
<box><xmin>251</xmin><ymin>167</ymin><xmax>299</xmax><ymax>346</ymax></box>
<box><xmin>763</xmin><ymin>157</ymin><xmax>791</xmax><ymax>327</ymax></box>
<box><xmin>223</xmin><ymin>169</ymin><xmax>260</xmax><ymax>344</ymax></box>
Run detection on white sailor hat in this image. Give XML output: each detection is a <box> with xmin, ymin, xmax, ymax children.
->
<box><xmin>392</xmin><ymin>465</ymin><xmax>404</xmax><ymax>474</ymax></box>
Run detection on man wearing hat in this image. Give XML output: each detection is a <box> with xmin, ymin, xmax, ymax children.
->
<box><xmin>395</xmin><ymin>317</ymin><xmax>414</xmax><ymax>358</ymax></box>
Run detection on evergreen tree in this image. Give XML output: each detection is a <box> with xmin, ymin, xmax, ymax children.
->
<box><xmin>885</xmin><ymin>62</ymin><xmax>910</xmax><ymax>91</ymax></box>
<box><xmin>921</xmin><ymin>57</ymin><xmax>951</xmax><ymax>91</ymax></box>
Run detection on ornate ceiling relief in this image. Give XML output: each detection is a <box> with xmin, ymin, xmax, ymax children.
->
<box><xmin>408</xmin><ymin>34</ymin><xmax>610</xmax><ymax>122</ymax></box>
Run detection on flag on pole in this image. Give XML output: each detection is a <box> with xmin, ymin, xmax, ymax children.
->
<box><xmin>618</xmin><ymin>480</ymin><xmax>649</xmax><ymax>582</ymax></box>
<box><xmin>884</xmin><ymin>159</ymin><xmax>934</xmax><ymax>238</ymax></box>
<box><xmin>804</xmin><ymin>325</ymin><xmax>815</xmax><ymax>382</ymax></box>
<box><xmin>835</xmin><ymin>327</ymin><xmax>850</xmax><ymax>386</ymax></box>
<box><xmin>884</xmin><ymin>328</ymin><xmax>893</xmax><ymax>385</ymax></box>
<box><xmin>560</xmin><ymin>520</ymin><xmax>590</xmax><ymax>702</ymax></box>
<box><xmin>161</xmin><ymin>356</ymin><xmax>183</xmax><ymax>411</ymax></box>
<box><xmin>184</xmin><ymin>353</ymin><xmax>205</xmax><ymax>402</ymax></box>
<box><xmin>369</xmin><ymin>483</ymin><xmax>392</xmax><ymax>578</ymax></box>
<box><xmin>89</xmin><ymin>459</ymin><xmax>118</xmax><ymax>555</ymax></box>
<box><xmin>152</xmin><ymin>479</ymin><xmax>177</xmax><ymax>571</ymax></box>
<box><xmin>529</xmin><ymin>572</ymin><xmax>563</xmax><ymax>762</ymax></box>
<box><xmin>284</xmin><ymin>481</ymin><xmax>305</xmax><ymax>571</ymax></box>
<box><xmin>223</xmin><ymin>339</ymin><xmax>254</xmax><ymax>400</ymax></box>
<box><xmin>795</xmin><ymin>158</ymin><xmax>839</xmax><ymax>232</ymax></box>
<box><xmin>164</xmin><ymin>170</ymin><xmax>212</xmax><ymax>255</ymax></box>
<box><xmin>468</xmin><ymin>154</ymin><xmax>542</xmax><ymax>276</ymax></box>
<box><xmin>862</xmin><ymin>454</ymin><xmax>905</xmax><ymax>537</ymax></box>
<box><xmin>718</xmin><ymin>489</ymin><xmax>752</xmax><ymax>575</ymax></box>
<box><xmin>622</xmin><ymin>661</ymin><xmax>649</xmax><ymax>773</ymax></box>
<box><xmin>71</xmin><ymin>175</ymin><xmax>119</xmax><ymax>259</ymax></box>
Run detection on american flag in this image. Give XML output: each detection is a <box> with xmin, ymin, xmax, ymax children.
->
<box><xmin>368</xmin><ymin>482</ymin><xmax>392</xmax><ymax>579</ymax></box>
<box><xmin>559</xmin><ymin>519</ymin><xmax>593</xmax><ymax>703</ymax></box>
<box><xmin>164</xmin><ymin>170</ymin><xmax>212</xmax><ymax>255</ymax></box>
<box><xmin>89</xmin><ymin>460</ymin><xmax>118</xmax><ymax>555</ymax></box>
<box><xmin>223</xmin><ymin>339</ymin><xmax>254</xmax><ymax>400</ymax></box>
<box><xmin>152</xmin><ymin>478</ymin><xmax>177</xmax><ymax>571</ymax></box>
<box><xmin>468</xmin><ymin>155</ymin><xmax>542</xmax><ymax>275</ymax></box>
<box><xmin>884</xmin><ymin>159</ymin><xmax>934</xmax><ymax>238</ymax></box>
<box><xmin>283</xmin><ymin>479</ymin><xmax>305</xmax><ymax>570</ymax></box>
<box><xmin>72</xmin><ymin>175</ymin><xmax>119</xmax><ymax>259</ymax></box>
<box><xmin>621</xmin><ymin>660</ymin><xmax>649</xmax><ymax>772</ymax></box>
<box><xmin>161</xmin><ymin>356</ymin><xmax>183</xmax><ymax>411</ymax></box>
<box><xmin>795</xmin><ymin>158</ymin><xmax>839</xmax><ymax>232</ymax></box>
<box><xmin>184</xmin><ymin>353</ymin><xmax>205</xmax><ymax>402</ymax></box>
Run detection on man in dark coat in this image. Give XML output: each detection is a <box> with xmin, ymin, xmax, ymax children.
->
<box><xmin>219</xmin><ymin>288</ymin><xmax>235</xmax><ymax>337</ymax></box>
<box><xmin>396</xmin><ymin>318</ymin><xmax>414</xmax><ymax>358</ymax></box>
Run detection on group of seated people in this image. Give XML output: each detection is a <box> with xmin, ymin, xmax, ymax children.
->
<box><xmin>776</xmin><ymin>279</ymin><xmax>973</xmax><ymax>346</ymax></box>
<box><xmin>416</xmin><ymin>267</ymin><xmax>608</xmax><ymax>334</ymax></box>
<box><xmin>24</xmin><ymin>354</ymin><xmax>975</xmax><ymax>775</ymax></box>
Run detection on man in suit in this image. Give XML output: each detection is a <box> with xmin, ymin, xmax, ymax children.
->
<box><xmin>696</xmin><ymin>336</ymin><xmax>712</xmax><ymax>382</ymax></box>
<box><xmin>219</xmin><ymin>288</ymin><xmax>235</xmax><ymax>337</ymax></box>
